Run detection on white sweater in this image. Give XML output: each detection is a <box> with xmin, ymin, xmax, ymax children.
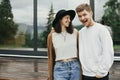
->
<box><xmin>79</xmin><ymin>23</ymin><xmax>114</xmax><ymax>77</ymax></box>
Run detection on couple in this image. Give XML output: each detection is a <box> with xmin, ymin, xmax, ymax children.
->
<box><xmin>47</xmin><ymin>3</ymin><xmax>114</xmax><ymax>80</ymax></box>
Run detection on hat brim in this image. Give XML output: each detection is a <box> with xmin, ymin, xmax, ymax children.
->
<box><xmin>52</xmin><ymin>10</ymin><xmax>75</xmax><ymax>27</ymax></box>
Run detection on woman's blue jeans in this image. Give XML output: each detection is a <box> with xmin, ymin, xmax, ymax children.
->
<box><xmin>54</xmin><ymin>59</ymin><xmax>81</xmax><ymax>80</ymax></box>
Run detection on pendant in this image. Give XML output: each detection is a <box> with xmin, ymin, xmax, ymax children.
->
<box><xmin>64</xmin><ymin>36</ymin><xmax>66</xmax><ymax>41</ymax></box>
<box><xmin>61</xmin><ymin>33</ymin><xmax>66</xmax><ymax>41</ymax></box>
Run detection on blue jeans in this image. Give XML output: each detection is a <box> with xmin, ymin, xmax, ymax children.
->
<box><xmin>54</xmin><ymin>59</ymin><xmax>81</xmax><ymax>80</ymax></box>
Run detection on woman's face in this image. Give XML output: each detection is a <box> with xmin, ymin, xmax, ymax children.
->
<box><xmin>60</xmin><ymin>15</ymin><xmax>71</xmax><ymax>27</ymax></box>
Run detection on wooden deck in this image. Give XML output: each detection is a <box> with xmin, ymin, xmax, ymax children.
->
<box><xmin>0</xmin><ymin>57</ymin><xmax>119</xmax><ymax>80</ymax></box>
<box><xmin>0</xmin><ymin>57</ymin><xmax>48</xmax><ymax>80</ymax></box>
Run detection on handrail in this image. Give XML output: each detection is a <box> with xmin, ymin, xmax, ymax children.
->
<box><xmin>0</xmin><ymin>54</ymin><xmax>120</xmax><ymax>61</ymax></box>
<box><xmin>0</xmin><ymin>54</ymin><xmax>48</xmax><ymax>59</ymax></box>
<box><xmin>114</xmin><ymin>56</ymin><xmax>120</xmax><ymax>61</ymax></box>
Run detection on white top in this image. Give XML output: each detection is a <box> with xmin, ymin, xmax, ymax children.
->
<box><xmin>79</xmin><ymin>23</ymin><xmax>114</xmax><ymax>77</ymax></box>
<box><xmin>52</xmin><ymin>29</ymin><xmax>77</xmax><ymax>61</ymax></box>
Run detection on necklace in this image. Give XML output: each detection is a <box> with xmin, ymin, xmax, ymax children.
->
<box><xmin>61</xmin><ymin>32</ymin><xmax>67</xmax><ymax>41</ymax></box>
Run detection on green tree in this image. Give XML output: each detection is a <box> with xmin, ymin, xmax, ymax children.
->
<box><xmin>38</xmin><ymin>4</ymin><xmax>54</xmax><ymax>48</ymax></box>
<box><xmin>0</xmin><ymin>0</ymin><xmax>18</xmax><ymax>44</ymax></box>
<box><xmin>24</xmin><ymin>33</ymin><xmax>33</xmax><ymax>47</ymax></box>
<box><xmin>101</xmin><ymin>0</ymin><xmax>120</xmax><ymax>44</ymax></box>
<box><xmin>74</xmin><ymin>25</ymin><xmax>83</xmax><ymax>31</ymax></box>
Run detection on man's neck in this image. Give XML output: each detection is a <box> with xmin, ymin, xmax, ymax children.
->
<box><xmin>86</xmin><ymin>20</ymin><xmax>95</xmax><ymax>28</ymax></box>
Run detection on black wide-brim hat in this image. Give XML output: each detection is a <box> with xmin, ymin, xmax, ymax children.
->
<box><xmin>52</xmin><ymin>9</ymin><xmax>76</xmax><ymax>27</ymax></box>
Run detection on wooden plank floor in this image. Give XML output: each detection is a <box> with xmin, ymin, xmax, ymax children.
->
<box><xmin>0</xmin><ymin>57</ymin><xmax>120</xmax><ymax>80</ymax></box>
<box><xmin>0</xmin><ymin>57</ymin><xmax>48</xmax><ymax>80</ymax></box>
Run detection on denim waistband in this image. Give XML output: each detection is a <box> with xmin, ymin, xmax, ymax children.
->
<box><xmin>56</xmin><ymin>58</ymin><xmax>78</xmax><ymax>63</ymax></box>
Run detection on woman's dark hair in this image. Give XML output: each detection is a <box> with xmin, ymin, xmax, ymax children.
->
<box><xmin>54</xmin><ymin>18</ymin><xmax>73</xmax><ymax>34</ymax></box>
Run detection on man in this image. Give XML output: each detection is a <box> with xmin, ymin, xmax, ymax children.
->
<box><xmin>75</xmin><ymin>3</ymin><xmax>114</xmax><ymax>80</ymax></box>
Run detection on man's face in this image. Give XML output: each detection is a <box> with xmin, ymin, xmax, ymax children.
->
<box><xmin>77</xmin><ymin>10</ymin><xmax>93</xmax><ymax>27</ymax></box>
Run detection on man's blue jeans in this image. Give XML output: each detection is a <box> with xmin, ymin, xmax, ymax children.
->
<box><xmin>54</xmin><ymin>59</ymin><xmax>81</xmax><ymax>80</ymax></box>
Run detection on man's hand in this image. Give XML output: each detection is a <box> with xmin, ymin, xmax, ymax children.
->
<box><xmin>96</xmin><ymin>75</ymin><xmax>103</xmax><ymax>78</ymax></box>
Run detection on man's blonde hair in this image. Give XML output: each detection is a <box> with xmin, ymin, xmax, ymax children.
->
<box><xmin>76</xmin><ymin>3</ymin><xmax>92</xmax><ymax>13</ymax></box>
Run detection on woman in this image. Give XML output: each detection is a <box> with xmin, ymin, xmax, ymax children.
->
<box><xmin>47</xmin><ymin>9</ymin><xmax>81</xmax><ymax>80</ymax></box>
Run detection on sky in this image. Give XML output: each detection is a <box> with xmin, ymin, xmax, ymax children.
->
<box><xmin>0</xmin><ymin>0</ymin><xmax>109</xmax><ymax>26</ymax></box>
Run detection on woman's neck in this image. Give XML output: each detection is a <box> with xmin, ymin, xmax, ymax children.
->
<box><xmin>61</xmin><ymin>26</ymin><xmax>66</xmax><ymax>32</ymax></box>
